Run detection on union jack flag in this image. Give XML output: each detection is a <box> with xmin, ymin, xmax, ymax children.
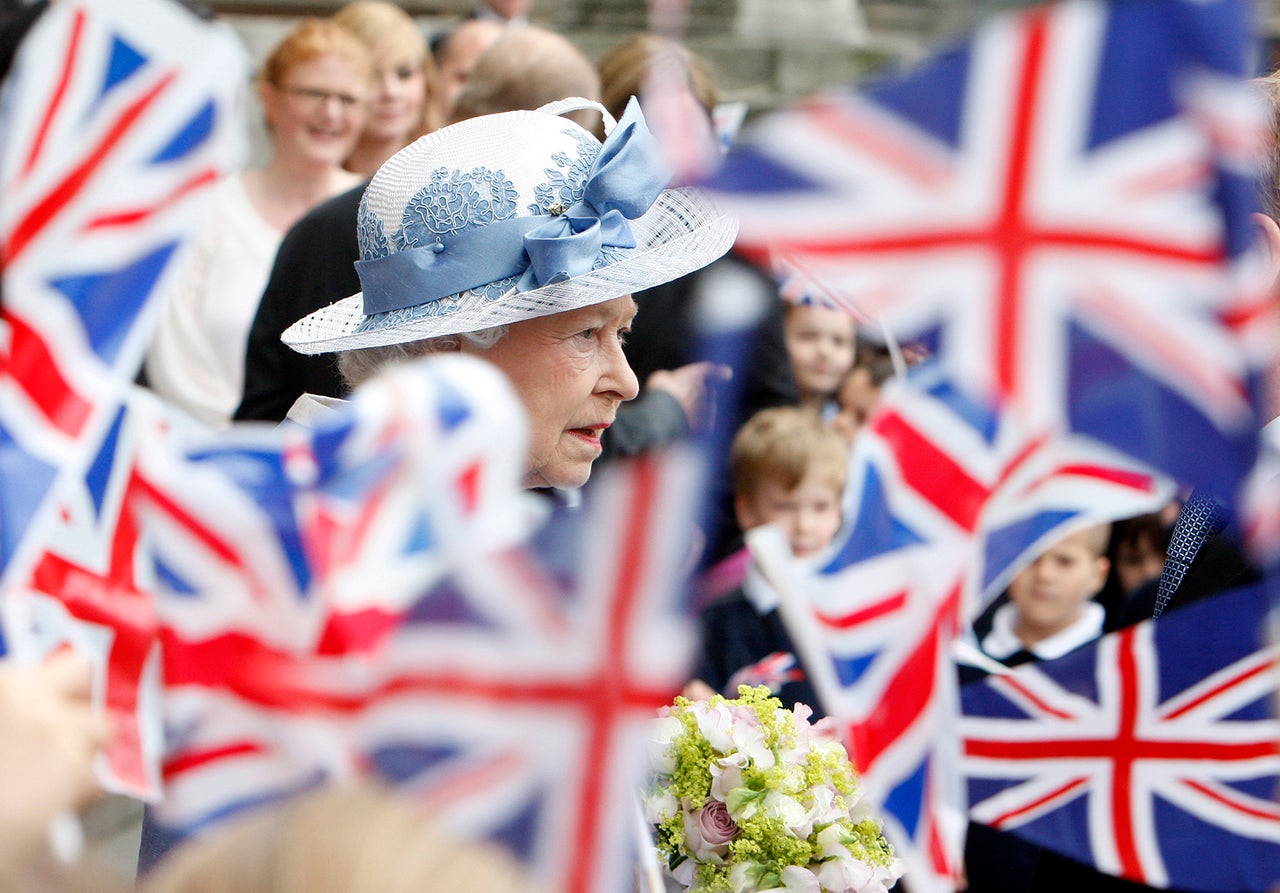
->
<box><xmin>705</xmin><ymin>0</ymin><xmax>1268</xmax><ymax>505</ymax></box>
<box><xmin>0</xmin><ymin>0</ymin><xmax>244</xmax><ymax>580</ymax></box>
<box><xmin>147</xmin><ymin>445</ymin><xmax>701</xmax><ymax>893</ymax></box>
<box><xmin>0</xmin><ymin>0</ymin><xmax>242</xmax><ymax>796</ymax></box>
<box><xmin>760</xmin><ymin>364</ymin><xmax>1173</xmax><ymax>892</ymax></box>
<box><xmin>961</xmin><ymin>583</ymin><xmax>1280</xmax><ymax>891</ymax></box>
<box><xmin>1</xmin><ymin>400</ymin><xmax>166</xmax><ymax>798</ymax></box>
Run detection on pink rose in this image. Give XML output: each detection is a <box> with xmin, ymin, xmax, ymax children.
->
<box><xmin>685</xmin><ymin>799</ymin><xmax>740</xmax><ymax>860</ymax></box>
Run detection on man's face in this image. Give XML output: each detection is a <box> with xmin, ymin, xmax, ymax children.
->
<box><xmin>435</xmin><ymin>20</ymin><xmax>504</xmax><ymax>117</ymax></box>
<box><xmin>469</xmin><ymin>296</ymin><xmax>639</xmax><ymax>489</ymax></box>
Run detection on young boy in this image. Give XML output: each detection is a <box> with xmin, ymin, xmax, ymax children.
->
<box><xmin>964</xmin><ymin>523</ymin><xmax>1112</xmax><ymax>892</ymax></box>
<box><xmin>691</xmin><ymin>406</ymin><xmax>848</xmax><ymax>712</ymax></box>
<box><xmin>979</xmin><ymin>522</ymin><xmax>1111</xmax><ymax>666</ymax></box>
<box><xmin>781</xmin><ymin>300</ymin><xmax>857</xmax><ymax>419</ymax></box>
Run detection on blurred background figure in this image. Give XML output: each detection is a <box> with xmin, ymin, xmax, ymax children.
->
<box><xmin>140</xmin><ymin>782</ymin><xmax>547</xmax><ymax>893</ymax></box>
<box><xmin>1108</xmin><ymin>512</ymin><xmax>1173</xmax><ymax>603</ymax></box>
<box><xmin>471</xmin><ymin>0</ymin><xmax>533</xmax><ymax>23</ymax></box>
<box><xmin>830</xmin><ymin>338</ymin><xmax>897</xmax><ymax>445</ymax></box>
<box><xmin>334</xmin><ymin>0</ymin><xmax>443</xmax><ymax>175</ymax></box>
<box><xmin>432</xmin><ymin>17</ymin><xmax>505</xmax><ymax>120</ymax></box>
<box><xmin>144</xmin><ymin>18</ymin><xmax>372</xmax><ymax>428</ymax></box>
<box><xmin>781</xmin><ymin>298</ymin><xmax>857</xmax><ymax>419</ymax></box>
<box><xmin>449</xmin><ymin>23</ymin><xmax>600</xmax><ymax>129</ymax></box>
<box><xmin>597</xmin><ymin>32</ymin><xmax>721</xmax><ymax>176</ymax></box>
<box><xmin>598</xmin><ymin>33</ymin><xmax>719</xmax><ymax>137</ymax></box>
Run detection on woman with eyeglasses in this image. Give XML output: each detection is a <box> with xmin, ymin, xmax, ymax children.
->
<box><xmin>144</xmin><ymin>19</ymin><xmax>373</xmax><ymax>429</ymax></box>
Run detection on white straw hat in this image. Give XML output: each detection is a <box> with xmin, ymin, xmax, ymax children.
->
<box><xmin>282</xmin><ymin>97</ymin><xmax>738</xmax><ymax>355</ymax></box>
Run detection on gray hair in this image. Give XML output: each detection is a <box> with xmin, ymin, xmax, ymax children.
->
<box><xmin>337</xmin><ymin>325</ymin><xmax>509</xmax><ymax>389</ymax></box>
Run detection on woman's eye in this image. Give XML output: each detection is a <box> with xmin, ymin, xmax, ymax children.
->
<box><xmin>396</xmin><ymin>67</ymin><xmax>415</xmax><ymax>80</ymax></box>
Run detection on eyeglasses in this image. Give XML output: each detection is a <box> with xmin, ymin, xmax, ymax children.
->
<box><xmin>279</xmin><ymin>85</ymin><xmax>365</xmax><ymax>111</ymax></box>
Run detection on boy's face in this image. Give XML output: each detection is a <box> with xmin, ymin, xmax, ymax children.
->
<box><xmin>783</xmin><ymin>306</ymin><xmax>856</xmax><ymax>404</ymax></box>
<box><xmin>1007</xmin><ymin>528</ymin><xmax>1110</xmax><ymax>640</ymax></box>
<box><xmin>735</xmin><ymin>471</ymin><xmax>843</xmax><ymax>558</ymax></box>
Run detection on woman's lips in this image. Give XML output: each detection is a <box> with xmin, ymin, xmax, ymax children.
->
<box><xmin>567</xmin><ymin>423</ymin><xmax>610</xmax><ymax>448</ymax></box>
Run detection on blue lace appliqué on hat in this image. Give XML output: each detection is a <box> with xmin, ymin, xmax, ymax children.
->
<box><xmin>356</xmin><ymin>199</ymin><xmax>390</xmax><ymax>263</ymax></box>
<box><xmin>392</xmin><ymin>166</ymin><xmax>521</xmax><ymax>303</ymax></box>
<box><xmin>352</xmin><ymin>135</ymin><xmax>627</xmax><ymax>337</ymax></box>
<box><xmin>531</xmin><ymin>128</ymin><xmax>597</xmax><ymax>215</ymax></box>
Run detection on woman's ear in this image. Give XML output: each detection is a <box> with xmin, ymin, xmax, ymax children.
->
<box><xmin>1253</xmin><ymin>211</ymin><xmax>1280</xmax><ymax>283</ymax></box>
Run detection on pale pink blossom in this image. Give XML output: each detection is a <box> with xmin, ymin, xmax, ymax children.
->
<box><xmin>694</xmin><ymin>702</ymin><xmax>736</xmax><ymax>753</ymax></box>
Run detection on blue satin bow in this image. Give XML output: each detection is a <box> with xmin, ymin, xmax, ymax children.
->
<box><xmin>517</xmin><ymin>97</ymin><xmax>670</xmax><ymax>289</ymax></box>
<box><xmin>357</xmin><ymin>97</ymin><xmax>671</xmax><ymax>317</ymax></box>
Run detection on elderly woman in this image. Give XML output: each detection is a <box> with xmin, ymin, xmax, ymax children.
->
<box><xmin>281</xmin><ymin>97</ymin><xmax>736</xmax><ymax>489</ymax></box>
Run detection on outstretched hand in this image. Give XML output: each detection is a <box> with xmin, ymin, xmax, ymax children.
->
<box><xmin>645</xmin><ymin>362</ymin><xmax>733</xmax><ymax>432</ymax></box>
<box><xmin>0</xmin><ymin>650</ymin><xmax>108</xmax><ymax>871</ymax></box>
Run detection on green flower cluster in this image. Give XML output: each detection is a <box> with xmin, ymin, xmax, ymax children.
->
<box><xmin>647</xmin><ymin>686</ymin><xmax>900</xmax><ymax>892</ymax></box>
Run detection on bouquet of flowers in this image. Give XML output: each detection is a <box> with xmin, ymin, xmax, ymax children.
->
<box><xmin>643</xmin><ymin>686</ymin><xmax>904</xmax><ymax>893</ymax></box>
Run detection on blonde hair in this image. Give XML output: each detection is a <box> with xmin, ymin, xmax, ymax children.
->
<box><xmin>730</xmin><ymin>406</ymin><xmax>848</xmax><ymax>502</ymax></box>
<box><xmin>334</xmin><ymin>1</ymin><xmax>444</xmax><ymax>136</ymax></box>
<box><xmin>141</xmin><ymin>782</ymin><xmax>546</xmax><ymax>893</ymax></box>
<box><xmin>597</xmin><ymin>33</ymin><xmax>719</xmax><ymax>124</ymax></box>
<box><xmin>258</xmin><ymin>18</ymin><xmax>374</xmax><ymax>89</ymax></box>
<box><xmin>1257</xmin><ymin>69</ymin><xmax>1280</xmax><ymax>220</ymax></box>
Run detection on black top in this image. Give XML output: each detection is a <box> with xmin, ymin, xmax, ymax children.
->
<box><xmin>233</xmin><ymin>181</ymin><xmax>366</xmax><ymax>422</ymax></box>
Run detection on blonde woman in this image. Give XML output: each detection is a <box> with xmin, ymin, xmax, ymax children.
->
<box><xmin>334</xmin><ymin>1</ymin><xmax>443</xmax><ymax>175</ymax></box>
<box><xmin>145</xmin><ymin>19</ymin><xmax>372</xmax><ymax>428</ymax></box>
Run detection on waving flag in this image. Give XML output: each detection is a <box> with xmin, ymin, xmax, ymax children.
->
<box><xmin>0</xmin><ymin>0</ymin><xmax>244</xmax><ymax>580</ymax></box>
<box><xmin>961</xmin><ymin>583</ymin><xmax>1280</xmax><ymax>892</ymax></box>
<box><xmin>1</xmin><ymin>401</ymin><xmax>166</xmax><ymax>798</ymax></box>
<box><xmin>0</xmin><ymin>0</ymin><xmax>242</xmax><ymax>797</ymax></box>
<box><xmin>706</xmin><ymin>0</ymin><xmax>1267</xmax><ymax>504</ymax></box>
<box><xmin>147</xmin><ymin>439</ymin><xmax>701</xmax><ymax>893</ymax></box>
<box><xmin>756</xmin><ymin>364</ymin><xmax>1173</xmax><ymax>892</ymax></box>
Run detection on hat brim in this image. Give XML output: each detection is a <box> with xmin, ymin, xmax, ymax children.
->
<box><xmin>282</xmin><ymin>188</ymin><xmax>738</xmax><ymax>355</ymax></box>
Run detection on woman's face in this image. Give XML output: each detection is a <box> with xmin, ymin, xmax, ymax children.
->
<box><xmin>468</xmin><ymin>296</ymin><xmax>640</xmax><ymax>489</ymax></box>
<box><xmin>263</xmin><ymin>54</ymin><xmax>370</xmax><ymax>168</ymax></box>
<box><xmin>365</xmin><ymin>54</ymin><xmax>427</xmax><ymax>145</ymax></box>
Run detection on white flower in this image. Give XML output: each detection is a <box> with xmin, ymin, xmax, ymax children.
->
<box><xmin>642</xmin><ymin>787</ymin><xmax>678</xmax><ymax>825</ymax></box>
<box><xmin>695</xmin><ymin>702</ymin><xmax>736</xmax><ymax>753</ymax></box>
<box><xmin>762</xmin><ymin>789</ymin><xmax>808</xmax><ymax>835</ymax></box>
<box><xmin>805</xmin><ymin>784</ymin><xmax>848</xmax><ymax>829</ymax></box>
<box><xmin>815</xmin><ymin>822</ymin><xmax>852</xmax><ymax>855</ymax></box>
<box><xmin>672</xmin><ymin>856</ymin><xmax>697</xmax><ymax>887</ymax></box>
<box><xmin>729</xmin><ymin>860</ymin><xmax>768</xmax><ymax>893</ymax></box>
<box><xmin>647</xmin><ymin>715</ymin><xmax>684</xmax><ymax>776</ymax></box>
<box><xmin>709</xmin><ymin>757</ymin><xmax>747</xmax><ymax>802</ymax></box>
<box><xmin>816</xmin><ymin>847</ymin><xmax>875</xmax><ymax>892</ymax></box>
<box><xmin>729</xmin><ymin>708</ymin><xmax>775</xmax><ymax>769</ymax></box>
<box><xmin>759</xmin><ymin>865</ymin><xmax>822</xmax><ymax>893</ymax></box>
